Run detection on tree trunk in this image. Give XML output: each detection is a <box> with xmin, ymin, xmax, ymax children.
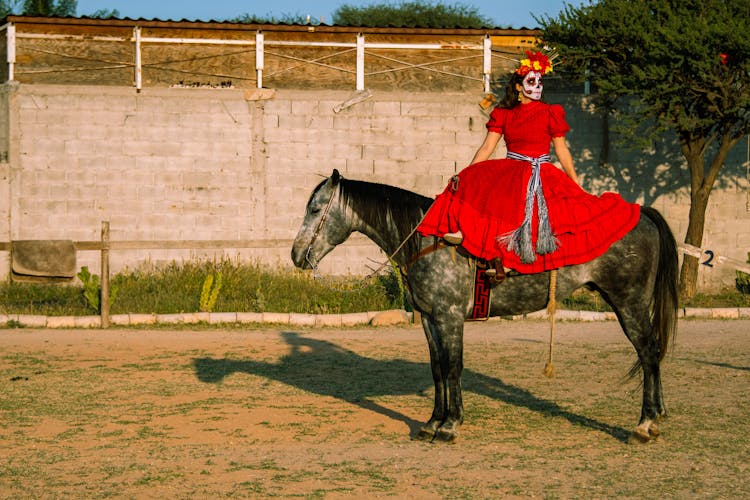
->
<box><xmin>678</xmin><ymin>132</ymin><xmax>740</xmax><ymax>301</ymax></box>
<box><xmin>679</xmin><ymin>189</ymin><xmax>710</xmax><ymax>301</ymax></box>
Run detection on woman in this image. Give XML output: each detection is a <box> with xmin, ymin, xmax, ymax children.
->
<box><xmin>417</xmin><ymin>51</ymin><xmax>641</xmax><ymax>283</ymax></box>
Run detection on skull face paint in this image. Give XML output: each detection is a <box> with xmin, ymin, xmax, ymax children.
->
<box><xmin>522</xmin><ymin>71</ymin><xmax>543</xmax><ymax>101</ymax></box>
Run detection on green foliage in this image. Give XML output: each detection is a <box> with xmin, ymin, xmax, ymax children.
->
<box><xmin>108</xmin><ymin>259</ymin><xmax>402</xmax><ymax>315</ymax></box>
<box><xmin>0</xmin><ymin>258</ymin><xmax>747</xmax><ymax>316</ymax></box>
<box><xmin>736</xmin><ymin>252</ymin><xmax>750</xmax><ymax>294</ymax></box>
<box><xmin>89</xmin><ymin>8</ymin><xmax>119</xmax><ymax>19</ymax></box>
<box><xmin>232</xmin><ymin>13</ymin><xmax>320</xmax><ymax>25</ymax></box>
<box><xmin>1</xmin><ymin>0</ymin><xmax>76</xmax><ymax>16</ymax></box>
<box><xmin>199</xmin><ymin>272</ymin><xmax>223</xmax><ymax>312</ymax></box>
<box><xmin>0</xmin><ymin>0</ymin><xmax>16</xmax><ymax>17</ymax></box>
<box><xmin>378</xmin><ymin>261</ymin><xmax>407</xmax><ymax>311</ymax></box>
<box><xmin>77</xmin><ymin>266</ymin><xmax>100</xmax><ymax>312</ymax></box>
<box><xmin>540</xmin><ymin>0</ymin><xmax>749</xmax><ymax>300</ymax></box>
<box><xmin>539</xmin><ymin>0</ymin><xmax>749</xmax><ymax>146</ymax></box>
<box><xmin>333</xmin><ymin>1</ymin><xmax>493</xmax><ymax>28</ymax></box>
<box><xmin>20</xmin><ymin>0</ymin><xmax>75</xmax><ymax>16</ymax></box>
<box><xmin>0</xmin><ymin>281</ymin><xmax>83</xmax><ymax>316</ymax></box>
<box><xmin>75</xmin><ymin>266</ymin><xmax>118</xmax><ymax>313</ymax></box>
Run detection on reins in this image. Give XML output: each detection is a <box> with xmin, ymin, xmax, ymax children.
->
<box><xmin>305</xmin><ymin>178</ymin><xmax>559</xmax><ymax>374</ymax></box>
<box><xmin>303</xmin><ymin>180</ymin><xmax>425</xmax><ymax>291</ymax></box>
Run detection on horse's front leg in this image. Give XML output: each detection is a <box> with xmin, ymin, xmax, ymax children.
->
<box><xmin>415</xmin><ymin>314</ymin><xmax>446</xmax><ymax>441</ymax></box>
<box><xmin>415</xmin><ymin>312</ymin><xmax>465</xmax><ymax>442</ymax></box>
<box><xmin>434</xmin><ymin>321</ymin><xmax>464</xmax><ymax>442</ymax></box>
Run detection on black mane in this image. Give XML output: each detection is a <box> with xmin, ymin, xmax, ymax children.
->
<box><xmin>341</xmin><ymin>177</ymin><xmax>433</xmax><ymax>260</ymax></box>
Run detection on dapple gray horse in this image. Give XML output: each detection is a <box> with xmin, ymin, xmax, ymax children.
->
<box><xmin>292</xmin><ymin>169</ymin><xmax>678</xmax><ymax>443</ymax></box>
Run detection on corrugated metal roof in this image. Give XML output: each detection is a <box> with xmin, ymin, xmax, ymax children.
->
<box><xmin>3</xmin><ymin>14</ymin><xmax>538</xmax><ymax>35</ymax></box>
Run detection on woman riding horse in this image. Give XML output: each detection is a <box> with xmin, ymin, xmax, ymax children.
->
<box><xmin>417</xmin><ymin>51</ymin><xmax>641</xmax><ymax>283</ymax></box>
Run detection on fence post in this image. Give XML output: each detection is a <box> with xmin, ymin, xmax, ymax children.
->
<box><xmin>134</xmin><ymin>26</ymin><xmax>142</xmax><ymax>92</ymax></box>
<box><xmin>100</xmin><ymin>221</ymin><xmax>110</xmax><ymax>328</ymax></box>
<box><xmin>356</xmin><ymin>33</ymin><xmax>364</xmax><ymax>91</ymax></box>
<box><xmin>483</xmin><ymin>34</ymin><xmax>491</xmax><ymax>93</ymax></box>
<box><xmin>256</xmin><ymin>30</ymin><xmax>264</xmax><ymax>88</ymax></box>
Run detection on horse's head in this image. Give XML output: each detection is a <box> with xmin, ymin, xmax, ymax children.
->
<box><xmin>291</xmin><ymin>169</ymin><xmax>352</xmax><ymax>270</ymax></box>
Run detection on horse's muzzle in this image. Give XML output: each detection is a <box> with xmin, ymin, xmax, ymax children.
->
<box><xmin>290</xmin><ymin>244</ymin><xmax>312</xmax><ymax>269</ymax></box>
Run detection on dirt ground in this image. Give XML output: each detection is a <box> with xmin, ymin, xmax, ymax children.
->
<box><xmin>1</xmin><ymin>319</ymin><xmax>749</xmax><ymax>498</ymax></box>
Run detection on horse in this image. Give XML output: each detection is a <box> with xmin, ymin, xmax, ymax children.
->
<box><xmin>291</xmin><ymin>169</ymin><xmax>678</xmax><ymax>444</ymax></box>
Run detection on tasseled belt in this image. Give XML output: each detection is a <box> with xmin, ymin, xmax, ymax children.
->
<box><xmin>498</xmin><ymin>151</ymin><xmax>559</xmax><ymax>263</ymax></box>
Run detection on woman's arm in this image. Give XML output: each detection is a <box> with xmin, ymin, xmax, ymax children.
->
<box><xmin>470</xmin><ymin>131</ymin><xmax>502</xmax><ymax>164</ymax></box>
<box><xmin>552</xmin><ymin>136</ymin><xmax>579</xmax><ymax>185</ymax></box>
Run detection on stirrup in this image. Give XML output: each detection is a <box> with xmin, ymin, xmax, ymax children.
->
<box><xmin>485</xmin><ymin>258</ymin><xmax>506</xmax><ymax>285</ymax></box>
<box><xmin>443</xmin><ymin>231</ymin><xmax>463</xmax><ymax>245</ymax></box>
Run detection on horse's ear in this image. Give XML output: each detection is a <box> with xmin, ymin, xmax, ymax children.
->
<box><xmin>331</xmin><ymin>169</ymin><xmax>341</xmax><ymax>185</ymax></box>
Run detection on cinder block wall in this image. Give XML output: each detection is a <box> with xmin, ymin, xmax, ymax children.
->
<box><xmin>1</xmin><ymin>84</ymin><xmax>748</xmax><ymax>291</ymax></box>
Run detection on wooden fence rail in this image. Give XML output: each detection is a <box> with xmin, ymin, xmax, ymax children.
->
<box><xmin>0</xmin><ymin>221</ymin><xmax>295</xmax><ymax>327</ymax></box>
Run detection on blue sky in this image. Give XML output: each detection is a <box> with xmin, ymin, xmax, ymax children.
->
<box><xmin>75</xmin><ymin>0</ymin><xmax>585</xmax><ymax>29</ymax></box>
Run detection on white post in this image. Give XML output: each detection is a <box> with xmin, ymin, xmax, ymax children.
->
<box><xmin>255</xmin><ymin>31</ymin><xmax>264</xmax><ymax>88</ymax></box>
<box><xmin>356</xmin><ymin>33</ymin><xmax>365</xmax><ymax>91</ymax></box>
<box><xmin>134</xmin><ymin>26</ymin><xmax>142</xmax><ymax>92</ymax></box>
<box><xmin>482</xmin><ymin>35</ymin><xmax>492</xmax><ymax>93</ymax></box>
<box><xmin>7</xmin><ymin>23</ymin><xmax>15</xmax><ymax>82</ymax></box>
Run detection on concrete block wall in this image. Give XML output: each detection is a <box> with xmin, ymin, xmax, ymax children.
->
<box><xmin>1</xmin><ymin>83</ymin><xmax>748</xmax><ymax>291</ymax></box>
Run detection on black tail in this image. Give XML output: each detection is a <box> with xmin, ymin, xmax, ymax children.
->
<box><xmin>628</xmin><ymin>207</ymin><xmax>678</xmax><ymax>379</ymax></box>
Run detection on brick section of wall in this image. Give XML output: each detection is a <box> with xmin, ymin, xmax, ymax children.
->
<box><xmin>1</xmin><ymin>84</ymin><xmax>748</xmax><ymax>291</ymax></box>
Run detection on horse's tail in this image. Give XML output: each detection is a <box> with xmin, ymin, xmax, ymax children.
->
<box><xmin>628</xmin><ymin>206</ymin><xmax>679</xmax><ymax>379</ymax></box>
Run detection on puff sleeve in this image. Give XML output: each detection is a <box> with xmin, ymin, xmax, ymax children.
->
<box><xmin>548</xmin><ymin>104</ymin><xmax>570</xmax><ymax>138</ymax></box>
<box><xmin>485</xmin><ymin>107</ymin><xmax>508</xmax><ymax>134</ymax></box>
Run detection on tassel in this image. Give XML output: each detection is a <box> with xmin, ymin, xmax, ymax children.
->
<box><xmin>500</xmin><ymin>152</ymin><xmax>557</xmax><ymax>262</ymax></box>
<box><xmin>534</xmin><ymin>185</ymin><xmax>559</xmax><ymax>255</ymax></box>
<box><xmin>500</xmin><ymin>220</ymin><xmax>536</xmax><ymax>264</ymax></box>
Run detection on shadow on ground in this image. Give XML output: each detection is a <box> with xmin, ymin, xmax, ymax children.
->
<box><xmin>193</xmin><ymin>331</ymin><xmax>630</xmax><ymax>441</ymax></box>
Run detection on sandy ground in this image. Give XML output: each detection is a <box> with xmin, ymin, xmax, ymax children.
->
<box><xmin>1</xmin><ymin>319</ymin><xmax>748</xmax><ymax>498</ymax></box>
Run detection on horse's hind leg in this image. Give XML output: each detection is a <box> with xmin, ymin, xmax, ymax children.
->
<box><xmin>615</xmin><ymin>304</ymin><xmax>665</xmax><ymax>443</ymax></box>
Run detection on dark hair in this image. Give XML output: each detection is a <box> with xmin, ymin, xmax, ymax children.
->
<box><xmin>494</xmin><ymin>72</ymin><xmax>545</xmax><ymax>109</ymax></box>
<box><xmin>496</xmin><ymin>72</ymin><xmax>524</xmax><ymax>109</ymax></box>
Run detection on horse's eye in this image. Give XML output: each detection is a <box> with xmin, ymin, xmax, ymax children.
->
<box><xmin>309</xmin><ymin>207</ymin><xmax>321</xmax><ymax>215</ymax></box>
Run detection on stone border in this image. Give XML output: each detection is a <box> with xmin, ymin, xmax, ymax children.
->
<box><xmin>1</xmin><ymin>307</ymin><xmax>749</xmax><ymax>329</ymax></box>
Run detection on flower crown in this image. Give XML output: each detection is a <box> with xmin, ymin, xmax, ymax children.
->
<box><xmin>515</xmin><ymin>51</ymin><xmax>553</xmax><ymax>76</ymax></box>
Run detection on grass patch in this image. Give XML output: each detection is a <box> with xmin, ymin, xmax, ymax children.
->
<box><xmin>0</xmin><ymin>259</ymin><xmax>405</xmax><ymax>316</ymax></box>
<box><xmin>561</xmin><ymin>287</ymin><xmax>750</xmax><ymax>311</ymax></box>
<box><xmin>0</xmin><ymin>258</ymin><xmax>747</xmax><ymax>317</ymax></box>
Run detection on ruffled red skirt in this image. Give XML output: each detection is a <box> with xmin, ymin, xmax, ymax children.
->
<box><xmin>417</xmin><ymin>159</ymin><xmax>641</xmax><ymax>273</ymax></box>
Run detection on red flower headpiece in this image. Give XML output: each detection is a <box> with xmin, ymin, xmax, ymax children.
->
<box><xmin>515</xmin><ymin>51</ymin><xmax>553</xmax><ymax>76</ymax></box>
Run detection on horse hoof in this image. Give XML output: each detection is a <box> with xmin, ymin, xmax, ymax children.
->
<box><xmin>648</xmin><ymin>423</ymin><xmax>660</xmax><ymax>438</ymax></box>
<box><xmin>628</xmin><ymin>430</ymin><xmax>651</xmax><ymax>444</ymax></box>
<box><xmin>414</xmin><ymin>428</ymin><xmax>436</xmax><ymax>441</ymax></box>
<box><xmin>628</xmin><ymin>422</ymin><xmax>660</xmax><ymax>444</ymax></box>
<box><xmin>434</xmin><ymin>428</ymin><xmax>458</xmax><ymax>443</ymax></box>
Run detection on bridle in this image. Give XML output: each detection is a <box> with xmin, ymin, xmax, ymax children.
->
<box><xmin>302</xmin><ymin>177</ymin><xmax>426</xmax><ymax>287</ymax></box>
<box><xmin>303</xmin><ymin>180</ymin><xmax>340</xmax><ymax>274</ymax></box>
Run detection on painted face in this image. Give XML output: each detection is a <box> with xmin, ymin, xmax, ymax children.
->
<box><xmin>522</xmin><ymin>71</ymin><xmax>543</xmax><ymax>101</ymax></box>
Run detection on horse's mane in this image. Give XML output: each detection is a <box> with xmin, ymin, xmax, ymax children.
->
<box><xmin>340</xmin><ymin>177</ymin><xmax>433</xmax><ymax>259</ymax></box>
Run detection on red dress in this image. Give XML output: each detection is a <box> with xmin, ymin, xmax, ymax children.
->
<box><xmin>417</xmin><ymin>100</ymin><xmax>641</xmax><ymax>274</ymax></box>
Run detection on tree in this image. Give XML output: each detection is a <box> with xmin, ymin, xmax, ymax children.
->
<box><xmin>333</xmin><ymin>0</ymin><xmax>493</xmax><ymax>28</ymax></box>
<box><xmin>20</xmin><ymin>0</ymin><xmax>75</xmax><ymax>16</ymax></box>
<box><xmin>539</xmin><ymin>0</ymin><xmax>749</xmax><ymax>300</ymax></box>
<box><xmin>232</xmin><ymin>13</ymin><xmax>320</xmax><ymax>25</ymax></box>
<box><xmin>0</xmin><ymin>0</ymin><xmax>19</xmax><ymax>16</ymax></box>
<box><xmin>90</xmin><ymin>8</ymin><xmax>120</xmax><ymax>19</ymax></box>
